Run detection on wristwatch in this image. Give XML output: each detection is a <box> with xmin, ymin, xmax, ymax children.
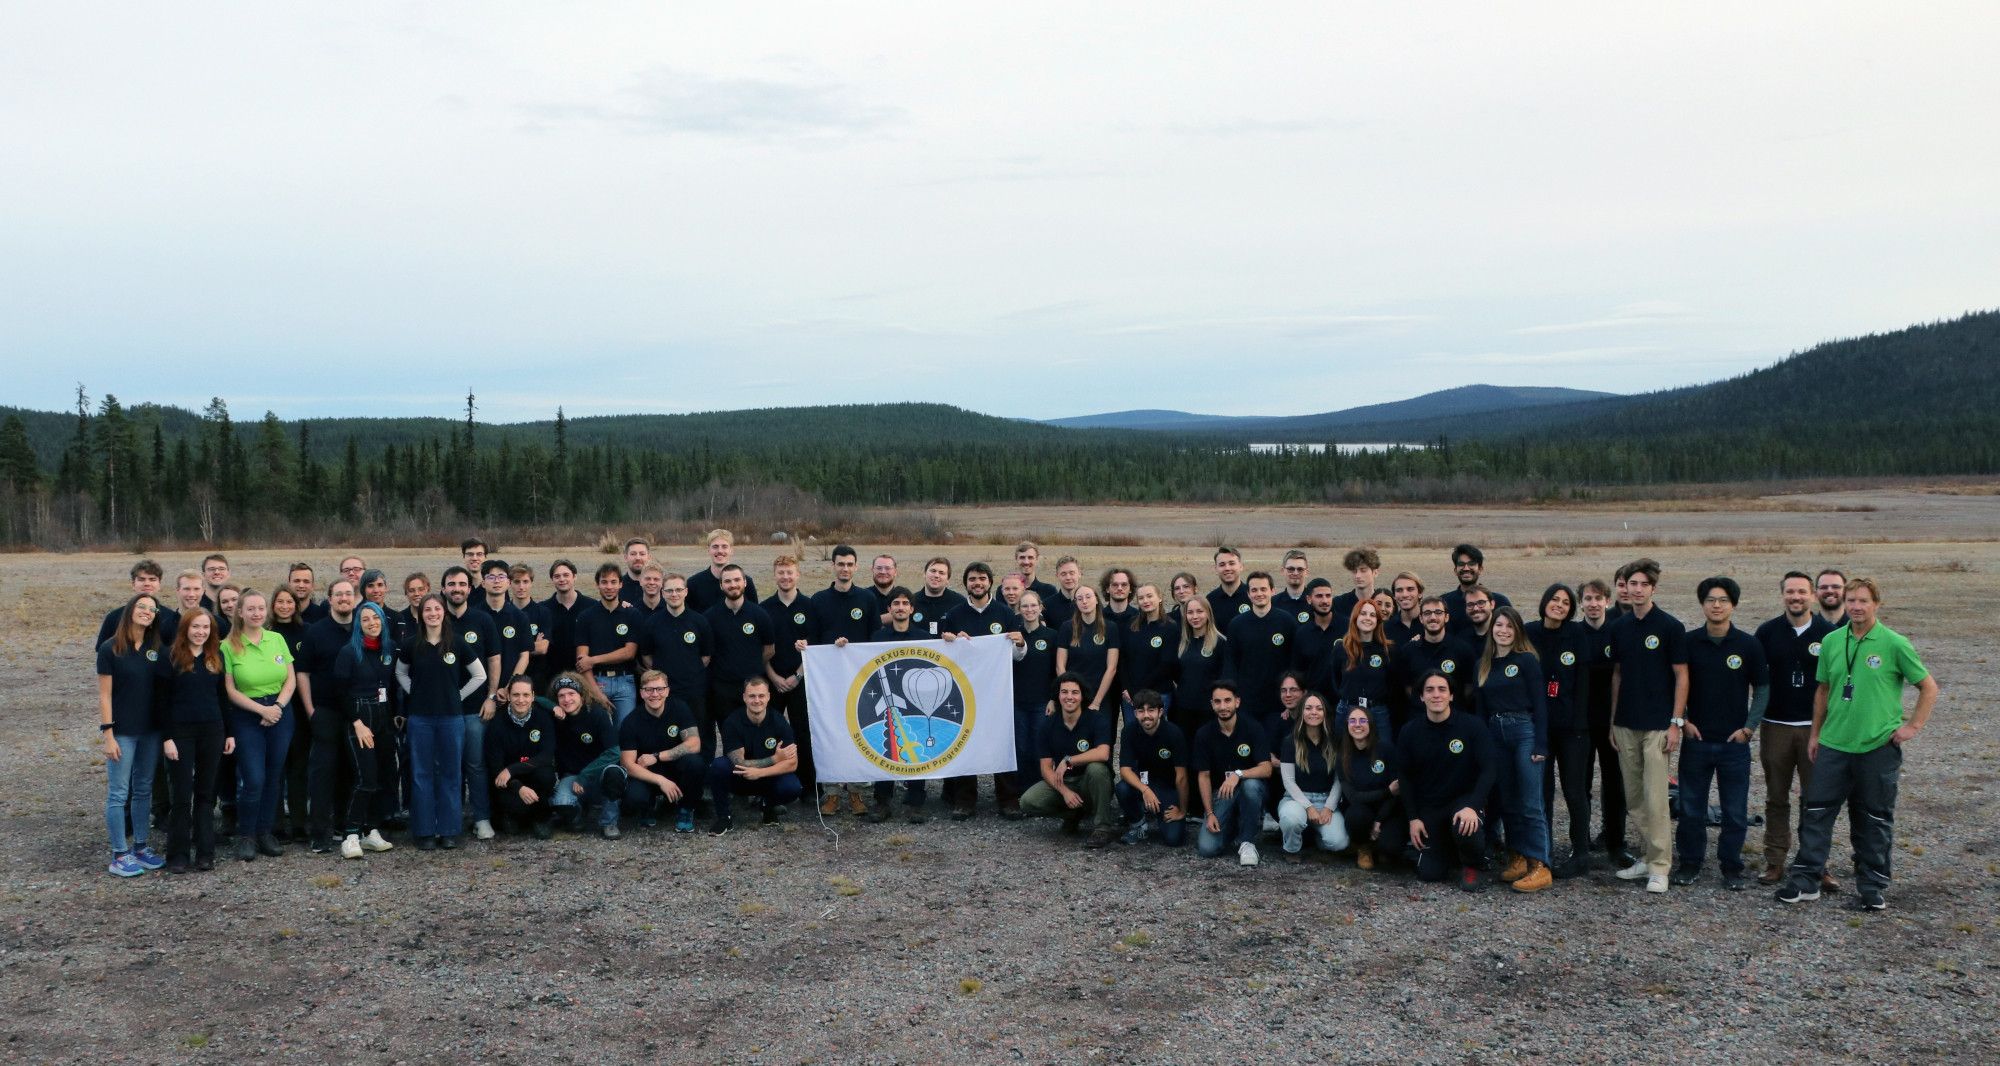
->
<box><xmin>1671</xmin><ymin>717</ymin><xmax>1686</xmax><ymax>727</ymax></box>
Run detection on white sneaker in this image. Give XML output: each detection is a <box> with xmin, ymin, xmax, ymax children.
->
<box><xmin>1614</xmin><ymin>860</ymin><xmax>1650</xmax><ymax>880</ymax></box>
<box><xmin>473</xmin><ymin>819</ymin><xmax>496</xmax><ymax>840</ymax></box>
<box><xmin>360</xmin><ymin>829</ymin><xmax>394</xmax><ymax>853</ymax></box>
<box><xmin>340</xmin><ymin>834</ymin><xmax>364</xmax><ymax>860</ymax></box>
<box><xmin>1238</xmin><ymin>841</ymin><xmax>1259</xmax><ymax>867</ymax></box>
<box><xmin>1261</xmin><ymin>814</ymin><xmax>1280</xmax><ymax>835</ymax></box>
<box><xmin>1646</xmin><ymin>873</ymin><xmax>1669</xmax><ymax>894</ymax></box>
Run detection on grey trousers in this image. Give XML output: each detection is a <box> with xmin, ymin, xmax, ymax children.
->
<box><xmin>1787</xmin><ymin>741</ymin><xmax>1901</xmax><ymax>894</ymax></box>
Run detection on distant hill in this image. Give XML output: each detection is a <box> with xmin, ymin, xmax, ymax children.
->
<box><xmin>1045</xmin><ymin>385</ymin><xmax>1617</xmax><ymax>437</ymax></box>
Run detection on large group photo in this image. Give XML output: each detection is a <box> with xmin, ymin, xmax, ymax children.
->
<box><xmin>7</xmin><ymin>3</ymin><xmax>1999</xmax><ymax>1062</ymax></box>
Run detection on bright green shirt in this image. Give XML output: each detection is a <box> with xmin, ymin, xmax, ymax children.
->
<box><xmin>222</xmin><ymin>629</ymin><xmax>293</xmax><ymax>699</ymax></box>
<box><xmin>1815</xmin><ymin>621</ymin><xmax>1927</xmax><ymax>754</ymax></box>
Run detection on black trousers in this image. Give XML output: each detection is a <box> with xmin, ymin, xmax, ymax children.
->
<box><xmin>166</xmin><ymin>722</ymin><xmax>226</xmax><ymax>864</ymax></box>
<box><xmin>772</xmin><ymin>682</ymin><xmax>813</xmax><ymax>791</ymax></box>
<box><xmin>1343</xmin><ymin>793</ymin><xmax>1405</xmax><ymax>855</ymax></box>
<box><xmin>1412</xmin><ymin>808</ymin><xmax>1487</xmax><ymax>881</ymax></box>
<box><xmin>603</xmin><ymin>755</ymin><xmax>705</xmax><ymax>815</ymax></box>
<box><xmin>1543</xmin><ymin>726</ymin><xmax>1595</xmax><ymax>857</ymax></box>
<box><xmin>307</xmin><ymin>704</ymin><xmax>354</xmax><ymax>838</ymax></box>
<box><xmin>492</xmin><ymin>764</ymin><xmax>558</xmax><ymax>823</ymax></box>
<box><xmin>1587</xmin><ymin>703</ymin><xmax>1628</xmax><ymax>853</ymax></box>
<box><xmin>343</xmin><ymin>705</ymin><xmax>398</xmax><ymax>835</ymax></box>
<box><xmin>283</xmin><ymin>708</ymin><xmax>313</xmax><ymax>835</ymax></box>
<box><xmin>705</xmin><ymin>680</ymin><xmax>745</xmax><ymax>760</ymax></box>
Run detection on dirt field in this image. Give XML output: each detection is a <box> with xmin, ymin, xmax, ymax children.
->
<box><xmin>4</xmin><ymin>492</ymin><xmax>1996</xmax><ymax>1063</ymax></box>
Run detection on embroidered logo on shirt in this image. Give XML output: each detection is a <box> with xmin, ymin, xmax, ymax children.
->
<box><xmin>529</xmin><ymin>729</ymin><xmax>541</xmax><ymax>742</ymax></box>
<box><xmin>1034</xmin><ymin>639</ymin><xmax>1048</xmax><ymax>652</ymax></box>
<box><xmin>1644</xmin><ymin>635</ymin><xmax>1661</xmax><ymax>650</ymax></box>
<box><xmin>1866</xmin><ymin>655</ymin><xmax>1882</xmax><ymax>669</ymax></box>
<box><xmin>1297</xmin><ymin>611</ymin><xmax>1309</xmax><ymax>624</ymax></box>
<box><xmin>580</xmin><ymin>733</ymin><xmax>593</xmax><ymax>744</ymax></box>
<box><xmin>1726</xmin><ymin>655</ymin><xmax>1743</xmax><ymax>670</ymax></box>
<box><xmin>1076</xmin><ymin>738</ymin><xmax>1089</xmax><ymax>752</ymax></box>
<box><xmin>793</xmin><ymin>612</ymin><xmax>806</xmax><ymax>625</ymax></box>
<box><xmin>1158</xmin><ymin>747</ymin><xmax>1172</xmax><ymax>760</ymax></box>
<box><xmin>667</xmin><ymin>725</ymin><xmax>679</xmax><ymax>737</ymax></box>
<box><xmin>466</xmin><ymin>632</ymin><xmax>479</xmax><ymax>644</ymax></box>
<box><xmin>765</xmin><ymin>736</ymin><xmax>778</xmax><ymax>750</ymax></box>
<box><xmin>1235</xmin><ymin>743</ymin><xmax>1251</xmax><ymax>758</ymax></box>
<box><xmin>503</xmin><ymin>626</ymin><xmax>517</xmax><ymax>638</ymax></box>
<box><xmin>682</xmin><ymin>631</ymin><xmax>696</xmax><ymax>644</ymax></box>
<box><xmin>989</xmin><ymin>623</ymin><xmax>1003</xmax><ymax>634</ymax></box>
<box><xmin>1504</xmin><ymin>664</ymin><xmax>1519</xmax><ymax>678</ymax></box>
<box><xmin>741</xmin><ymin>622</ymin><xmax>756</xmax><ymax>635</ymax></box>
<box><xmin>444</xmin><ymin>652</ymin><xmax>457</xmax><ymax>665</ymax></box>
<box><xmin>1271</xmin><ymin>633</ymin><xmax>1286</xmax><ymax>647</ymax></box>
<box><xmin>1150</xmin><ymin>635</ymin><xmax>1164</xmax><ymax>649</ymax></box>
<box><xmin>850</xmin><ymin>608</ymin><xmax>864</xmax><ymax>620</ymax></box>
<box><xmin>1808</xmin><ymin>641</ymin><xmax>1823</xmax><ymax>656</ymax></box>
<box><xmin>1093</xmin><ymin>633</ymin><xmax>1105</xmax><ymax>646</ymax></box>
<box><xmin>1442</xmin><ymin>660</ymin><xmax>1457</xmax><ymax>674</ymax></box>
<box><xmin>614</xmin><ymin>624</ymin><xmax>629</xmax><ymax>636</ymax></box>
<box><xmin>1448</xmin><ymin>738</ymin><xmax>1465</xmax><ymax>754</ymax></box>
<box><xmin>145</xmin><ymin>649</ymin><xmax>158</xmax><ymax>661</ymax></box>
<box><xmin>1238</xmin><ymin>604</ymin><xmax>1250</xmax><ymax>614</ymax></box>
<box><xmin>1372</xmin><ymin>759</ymin><xmax>1385</xmax><ymax>774</ymax></box>
<box><xmin>1370</xmin><ymin>654</ymin><xmax>1383</xmax><ymax>668</ymax></box>
<box><xmin>1560</xmin><ymin>651</ymin><xmax>1576</xmax><ymax>666</ymax></box>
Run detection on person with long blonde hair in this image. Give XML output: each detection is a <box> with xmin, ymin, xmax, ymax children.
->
<box><xmin>1276</xmin><ymin>692</ymin><xmax>1348</xmax><ymax>861</ymax></box>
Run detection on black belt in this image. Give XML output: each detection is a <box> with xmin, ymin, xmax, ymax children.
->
<box><xmin>595</xmin><ymin>668</ymin><xmax>632</xmax><ymax>678</ymax></box>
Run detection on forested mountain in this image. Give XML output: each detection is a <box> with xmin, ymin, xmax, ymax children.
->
<box><xmin>1043</xmin><ymin>385</ymin><xmax>1615</xmax><ymax>434</ymax></box>
<box><xmin>1</xmin><ymin>310</ymin><xmax>1994</xmax><ymax>547</ymax></box>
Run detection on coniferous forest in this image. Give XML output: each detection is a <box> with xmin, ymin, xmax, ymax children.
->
<box><xmin>1</xmin><ymin>311</ymin><xmax>1994</xmax><ymax>548</ymax></box>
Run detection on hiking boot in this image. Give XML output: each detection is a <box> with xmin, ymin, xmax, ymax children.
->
<box><xmin>1511</xmin><ymin>860</ymin><xmax>1553</xmax><ymax>893</ymax></box>
<box><xmin>1499</xmin><ymin>852</ymin><xmax>1529</xmax><ymax>883</ymax></box>
<box><xmin>1355</xmin><ymin>844</ymin><xmax>1376</xmax><ymax>871</ymax></box>
<box><xmin>820</xmin><ymin>793</ymin><xmax>841</xmax><ymax>817</ymax></box>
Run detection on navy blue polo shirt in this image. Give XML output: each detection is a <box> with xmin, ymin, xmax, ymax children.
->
<box><xmin>640</xmin><ymin>608</ymin><xmax>712</xmax><ymax>696</ymax></box>
<box><xmin>687</xmin><ymin>569</ymin><xmax>758</xmax><ymax>615</ymax></box>
<box><xmin>1121</xmin><ymin>720</ymin><xmax>1189</xmax><ymax>783</ymax></box>
<box><xmin>1015</xmin><ymin>624</ymin><xmax>1059</xmax><ymax>712</ymax></box>
<box><xmin>619</xmin><ymin>699</ymin><xmax>700</xmax><ymax>756</ymax></box>
<box><xmin>575</xmin><ymin>601</ymin><xmax>644</xmax><ymax>673</ymax></box>
<box><xmin>761</xmin><ymin>592</ymin><xmax>818</xmax><ymax>676</ymax></box>
<box><xmin>1036</xmin><ymin>709</ymin><xmax>1112</xmax><ymax>764</ymax></box>
<box><xmin>704</xmin><ymin>601</ymin><xmax>775</xmax><ymax>685</ymax></box>
<box><xmin>1685</xmin><ymin>624</ymin><xmax>1768</xmax><ymax>737</ymax></box>
<box><xmin>809</xmin><ymin>584</ymin><xmax>876</xmax><ymax>645</ymax></box>
<box><xmin>1607</xmin><ymin>606</ymin><xmax>1689</xmax><ymax>732</ymax></box>
<box><xmin>96</xmin><ymin>639</ymin><xmax>163</xmax><ymax>734</ymax></box>
<box><xmin>940</xmin><ymin>599</ymin><xmax>1019</xmax><ymax>639</ymax></box>
<box><xmin>473</xmin><ymin>597</ymin><xmax>535</xmax><ymax>677</ymax></box>
<box><xmin>1192</xmin><ymin>716</ymin><xmax>1270</xmax><ymax>777</ymax></box>
<box><xmin>910</xmin><ymin>588</ymin><xmax>968</xmax><ymax>637</ymax></box>
<box><xmin>721</xmin><ymin>708</ymin><xmax>795</xmax><ymax>761</ymax></box>
<box><xmin>1224</xmin><ymin>609</ymin><xmax>1293</xmax><ymax>714</ymax></box>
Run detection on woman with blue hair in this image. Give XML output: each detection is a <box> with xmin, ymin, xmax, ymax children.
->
<box><xmin>331</xmin><ymin>600</ymin><xmax>399</xmax><ymax>859</ymax></box>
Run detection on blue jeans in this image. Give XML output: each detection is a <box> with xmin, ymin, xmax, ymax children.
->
<box><xmin>230</xmin><ymin>702</ymin><xmax>295</xmax><ymax>839</ymax></box>
<box><xmin>1115</xmin><ymin>780</ymin><xmax>1187</xmax><ymax>846</ymax></box>
<box><xmin>407</xmin><ymin>714</ymin><xmax>464</xmax><ymax>838</ymax></box>
<box><xmin>706</xmin><ymin>757</ymin><xmax>802</xmax><ymax>818</ymax></box>
<box><xmin>598</xmin><ymin>674</ymin><xmax>636</xmax><ymax>732</ymax></box>
<box><xmin>554</xmin><ymin>763</ymin><xmax>625</xmax><ymax>826</ymax></box>
<box><xmin>1676</xmin><ymin>737</ymin><xmax>1752</xmax><ymax>875</ymax></box>
<box><xmin>461</xmin><ymin>713</ymin><xmax>490</xmax><ymax>822</ymax></box>
<box><xmin>105</xmin><ymin>732</ymin><xmax>161</xmax><ymax>854</ymax></box>
<box><xmin>1196</xmin><ymin>777</ymin><xmax>1268</xmax><ymax>856</ymax></box>
<box><xmin>1488</xmin><ymin>714</ymin><xmax>1550</xmax><ymax>864</ymax></box>
<box><xmin>1278</xmin><ymin>791</ymin><xmax>1350</xmax><ymax>853</ymax></box>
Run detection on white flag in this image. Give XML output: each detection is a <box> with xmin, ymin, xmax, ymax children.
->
<box><xmin>804</xmin><ymin>635</ymin><xmax>1016</xmax><ymax>783</ymax></box>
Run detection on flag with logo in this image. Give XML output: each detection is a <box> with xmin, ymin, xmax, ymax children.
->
<box><xmin>803</xmin><ymin>635</ymin><xmax>1017</xmax><ymax>782</ymax></box>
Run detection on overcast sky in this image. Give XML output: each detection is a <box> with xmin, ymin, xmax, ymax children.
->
<box><xmin>5</xmin><ymin>4</ymin><xmax>1996</xmax><ymax>422</ymax></box>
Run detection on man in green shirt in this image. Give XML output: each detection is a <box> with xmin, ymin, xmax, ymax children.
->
<box><xmin>1777</xmin><ymin>578</ymin><xmax>1938</xmax><ymax>912</ymax></box>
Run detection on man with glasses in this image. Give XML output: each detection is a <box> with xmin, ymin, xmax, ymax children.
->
<box><xmin>199</xmin><ymin>553</ymin><xmax>231</xmax><ymax>612</ymax></box>
<box><xmin>1440</xmin><ymin>544</ymin><xmax>1510</xmax><ymax>634</ymax></box>
<box><xmin>337</xmin><ymin>556</ymin><xmax>367</xmax><ymax>590</ymax></box>
<box><xmin>608</xmin><ymin>670</ymin><xmax>705</xmax><ymax>834</ymax></box>
<box><xmin>1814</xmin><ymin>569</ymin><xmax>1847</xmax><ymax>627</ymax></box>
<box><xmin>1273</xmin><ymin>550</ymin><xmax>1312</xmax><ymax>624</ymax></box>
<box><xmin>1392</xmin><ymin>596</ymin><xmax>1478</xmax><ymax>735</ymax></box>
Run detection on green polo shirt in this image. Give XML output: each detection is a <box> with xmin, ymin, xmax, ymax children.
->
<box><xmin>1815</xmin><ymin>621</ymin><xmax>1927</xmax><ymax>754</ymax></box>
<box><xmin>222</xmin><ymin>630</ymin><xmax>294</xmax><ymax>699</ymax></box>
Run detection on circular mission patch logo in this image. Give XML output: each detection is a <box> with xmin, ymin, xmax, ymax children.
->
<box><xmin>847</xmin><ymin>646</ymin><xmax>976</xmax><ymax>776</ymax></box>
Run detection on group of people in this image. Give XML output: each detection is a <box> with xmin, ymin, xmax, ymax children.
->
<box><xmin>93</xmin><ymin>536</ymin><xmax>1936</xmax><ymax>911</ymax></box>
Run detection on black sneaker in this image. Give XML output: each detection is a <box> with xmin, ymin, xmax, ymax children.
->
<box><xmin>1458</xmin><ymin>866</ymin><xmax>1483</xmax><ymax>893</ymax></box>
<box><xmin>194</xmin><ymin>856</ymin><xmax>215</xmax><ymax>872</ymax></box>
<box><xmin>531</xmin><ymin>819</ymin><xmax>554</xmax><ymax>840</ymax></box>
<box><xmin>1721</xmin><ymin>872</ymin><xmax>1748</xmax><ymax>891</ymax></box>
<box><xmin>235</xmin><ymin>837</ymin><xmax>258</xmax><ymax>862</ymax></box>
<box><xmin>1551</xmin><ymin>857</ymin><xmax>1590</xmax><ymax>880</ymax></box>
<box><xmin>1670</xmin><ymin>866</ymin><xmax>1701</xmax><ymax>887</ymax></box>
<box><xmin>437</xmin><ymin>835</ymin><xmax>459</xmax><ymax>850</ymax></box>
<box><xmin>600</xmin><ymin>823</ymin><xmax>621</xmax><ymax>840</ymax></box>
<box><xmin>709</xmin><ymin>815</ymin><xmax>732</xmax><ymax>837</ymax></box>
<box><xmin>309</xmin><ymin>836</ymin><xmax>334</xmax><ymax>855</ymax></box>
<box><xmin>1774</xmin><ymin>880</ymin><xmax>1819</xmax><ymax>904</ymax></box>
<box><xmin>761</xmin><ymin>804</ymin><xmax>782</xmax><ymax>826</ymax></box>
<box><xmin>255</xmin><ymin>834</ymin><xmax>284</xmax><ymax>858</ymax></box>
<box><xmin>1857</xmin><ymin>889</ymin><xmax>1887</xmax><ymax>911</ymax></box>
<box><xmin>415</xmin><ymin>835</ymin><xmax>438</xmax><ymax>851</ymax></box>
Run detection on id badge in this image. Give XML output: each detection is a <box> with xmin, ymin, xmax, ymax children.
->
<box><xmin>377</xmin><ymin>686</ymin><xmax>389</xmax><ymax>704</ymax></box>
<box><xmin>1841</xmin><ymin>683</ymin><xmax>1854</xmax><ymax>702</ymax></box>
<box><xmin>1791</xmin><ymin>669</ymin><xmax>1805</xmax><ymax>688</ymax></box>
<box><xmin>1547</xmin><ymin>681</ymin><xmax>1560</xmax><ymax>699</ymax></box>
<box><xmin>1139</xmin><ymin>770</ymin><xmax>1150</xmax><ymax>786</ymax></box>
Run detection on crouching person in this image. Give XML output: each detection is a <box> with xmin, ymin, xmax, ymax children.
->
<box><xmin>1115</xmin><ymin>689</ymin><xmax>1188</xmax><ymax>846</ymax></box>
<box><xmin>608</xmin><ymin>670</ymin><xmax>705</xmax><ymax>836</ymax></box>
<box><xmin>547</xmin><ymin>674</ymin><xmax>622</xmax><ymax>837</ymax></box>
<box><xmin>1020</xmin><ymin>673</ymin><xmax>1119</xmax><ymax>848</ymax></box>
<box><xmin>486</xmin><ymin>676</ymin><xmax>558</xmax><ymax>838</ymax></box>
<box><xmin>1400</xmin><ymin>671</ymin><xmax>1498</xmax><ymax>891</ymax></box>
<box><xmin>1194</xmin><ymin>680</ymin><xmax>1273</xmax><ymax>866</ymax></box>
<box><xmin>706</xmin><ymin>677</ymin><xmax>802</xmax><ymax>835</ymax></box>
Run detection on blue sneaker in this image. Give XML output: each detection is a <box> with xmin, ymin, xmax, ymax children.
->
<box><xmin>675</xmin><ymin>808</ymin><xmax>696</xmax><ymax>834</ymax></box>
<box><xmin>107</xmin><ymin>853</ymin><xmax>145</xmax><ymax>878</ymax></box>
<box><xmin>131</xmin><ymin>846</ymin><xmax>166</xmax><ymax>871</ymax></box>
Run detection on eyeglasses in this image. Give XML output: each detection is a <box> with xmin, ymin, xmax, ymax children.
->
<box><xmin>640</xmin><ymin>686</ymin><xmax>669</xmax><ymax>694</ymax></box>
<box><xmin>1282</xmin><ymin>565</ymin><xmax>1306</xmax><ymax>573</ymax></box>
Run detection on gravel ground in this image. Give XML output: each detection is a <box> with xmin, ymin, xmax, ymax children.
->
<box><xmin>2</xmin><ymin>527</ymin><xmax>1996</xmax><ymax>1063</ymax></box>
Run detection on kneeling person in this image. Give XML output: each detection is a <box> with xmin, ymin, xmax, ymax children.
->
<box><xmin>486</xmin><ymin>676</ymin><xmax>559</xmax><ymax>838</ymax></box>
<box><xmin>610</xmin><ymin>669</ymin><xmax>705</xmax><ymax>834</ymax></box>
<box><xmin>1194</xmin><ymin>680</ymin><xmax>1274</xmax><ymax>866</ymax></box>
<box><xmin>547</xmin><ymin>674</ymin><xmax>622</xmax><ymax>836</ymax></box>
<box><xmin>1400</xmin><ymin>671</ymin><xmax>1499</xmax><ymax>890</ymax></box>
<box><xmin>1115</xmin><ymin>689</ymin><xmax>1189</xmax><ymax>846</ymax></box>
<box><xmin>706</xmin><ymin>677</ymin><xmax>803</xmax><ymax>835</ymax></box>
<box><xmin>1020</xmin><ymin>673</ymin><xmax>1119</xmax><ymax>847</ymax></box>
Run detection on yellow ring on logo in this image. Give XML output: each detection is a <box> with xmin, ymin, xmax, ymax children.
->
<box><xmin>845</xmin><ymin>645</ymin><xmax>979</xmax><ymax>776</ymax></box>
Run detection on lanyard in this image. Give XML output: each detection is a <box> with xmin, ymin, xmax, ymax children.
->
<box><xmin>1844</xmin><ymin>626</ymin><xmax>1870</xmax><ymax>679</ymax></box>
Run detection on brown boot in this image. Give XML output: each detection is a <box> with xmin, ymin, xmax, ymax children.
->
<box><xmin>1821</xmin><ymin>873</ymin><xmax>1841</xmax><ymax>893</ymax></box>
<box><xmin>846</xmin><ymin>790</ymin><xmax>867</xmax><ymax>817</ymax></box>
<box><xmin>1355</xmin><ymin>844</ymin><xmax>1376</xmax><ymax>871</ymax></box>
<box><xmin>1758</xmin><ymin>864</ymin><xmax>1784</xmax><ymax>885</ymax></box>
<box><xmin>1511</xmin><ymin>860</ymin><xmax>1553</xmax><ymax>893</ymax></box>
<box><xmin>819</xmin><ymin>792</ymin><xmax>841</xmax><ymax>817</ymax></box>
<box><xmin>1499</xmin><ymin>851</ymin><xmax>1529</xmax><ymax>883</ymax></box>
